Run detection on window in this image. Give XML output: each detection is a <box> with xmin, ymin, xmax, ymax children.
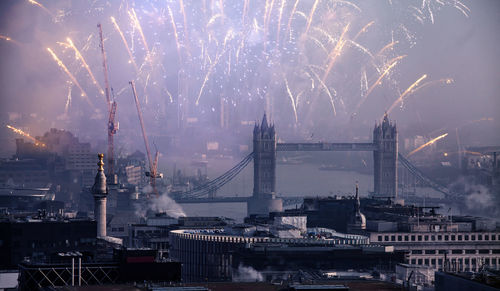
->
<box><xmin>478</xmin><ymin>249</ymin><xmax>489</xmax><ymax>254</ymax></box>
<box><xmin>451</xmin><ymin>235</ymin><xmax>456</xmax><ymax>241</ymax></box>
<box><xmin>411</xmin><ymin>235</ymin><xmax>416</xmax><ymax>241</ymax></box>
<box><xmin>465</xmin><ymin>258</ymin><xmax>469</xmax><ymax>265</ymax></box>
<box><xmin>418</xmin><ymin>235</ymin><xmax>422</xmax><ymax>241</ymax></box>
<box><xmin>378</xmin><ymin>235</ymin><xmax>382</xmax><ymax>241</ymax></box>
<box><xmin>471</xmin><ymin>235</ymin><xmax>476</xmax><ymax>241</ymax></box>
<box><xmin>411</xmin><ymin>259</ymin><xmax>416</xmax><ymax>264</ymax></box>
<box><xmin>438</xmin><ymin>259</ymin><xmax>443</xmax><ymax>265</ymax></box>
<box><xmin>445</xmin><ymin>235</ymin><xmax>449</xmax><ymax>241</ymax></box>
<box><xmin>412</xmin><ymin>250</ymin><xmax>423</xmax><ymax>254</ymax></box>
<box><xmin>484</xmin><ymin>235</ymin><xmax>489</xmax><ymax>241</ymax></box>
<box><xmin>384</xmin><ymin>235</ymin><xmax>389</xmax><ymax>241</ymax></box>
<box><xmin>438</xmin><ymin>250</ymin><xmax>447</xmax><ymax>254</ymax></box>
<box><xmin>424</xmin><ymin>235</ymin><xmax>429</xmax><ymax>241</ymax></box>
<box><xmin>452</xmin><ymin>250</ymin><xmax>462</xmax><ymax>254</ymax></box>
<box><xmin>465</xmin><ymin>249</ymin><xmax>476</xmax><ymax>254</ymax></box>
<box><xmin>391</xmin><ymin>235</ymin><xmax>396</xmax><ymax>241</ymax></box>
<box><xmin>424</xmin><ymin>259</ymin><xmax>429</xmax><ymax>265</ymax></box>
<box><xmin>478</xmin><ymin>235</ymin><xmax>483</xmax><ymax>240</ymax></box>
<box><xmin>398</xmin><ymin>235</ymin><xmax>402</xmax><ymax>241</ymax></box>
<box><xmin>458</xmin><ymin>235</ymin><xmax>462</xmax><ymax>241</ymax></box>
<box><xmin>431</xmin><ymin>259</ymin><xmax>436</xmax><ymax>265</ymax></box>
<box><xmin>425</xmin><ymin>250</ymin><xmax>436</xmax><ymax>254</ymax></box>
<box><xmin>493</xmin><ymin>249</ymin><xmax>500</xmax><ymax>254</ymax></box>
<box><xmin>493</xmin><ymin>258</ymin><xmax>497</xmax><ymax>265</ymax></box>
<box><xmin>431</xmin><ymin>235</ymin><xmax>436</xmax><ymax>241</ymax></box>
<box><xmin>438</xmin><ymin>235</ymin><xmax>442</xmax><ymax>240</ymax></box>
<box><xmin>405</xmin><ymin>235</ymin><xmax>409</xmax><ymax>242</ymax></box>
<box><xmin>418</xmin><ymin>259</ymin><xmax>423</xmax><ymax>265</ymax></box>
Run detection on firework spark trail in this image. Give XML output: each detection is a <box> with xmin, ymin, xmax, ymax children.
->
<box><xmin>242</xmin><ymin>0</ymin><xmax>250</xmax><ymax>26</ymax></box>
<box><xmin>412</xmin><ymin>78</ymin><xmax>453</xmax><ymax>94</ymax></box>
<box><xmin>307</xmin><ymin>35</ymin><xmax>328</xmax><ymax>54</ymax></box>
<box><xmin>353</xmin><ymin>56</ymin><xmax>406</xmax><ymax>113</ymax></box>
<box><xmin>386</xmin><ymin>74</ymin><xmax>427</xmax><ymax>115</ymax></box>
<box><xmin>305</xmin><ymin>0</ymin><xmax>320</xmax><ymax>35</ymax></box>
<box><xmin>27</xmin><ymin>0</ymin><xmax>53</xmax><ymax>17</ymax></box>
<box><xmin>353</xmin><ymin>20</ymin><xmax>374</xmax><ymax>41</ymax></box>
<box><xmin>321</xmin><ymin>23</ymin><xmax>350</xmax><ymax>83</ymax></box>
<box><xmin>263</xmin><ymin>0</ymin><xmax>276</xmax><ymax>51</ymax></box>
<box><xmin>408</xmin><ymin>133</ymin><xmax>448</xmax><ymax>156</ymax></box>
<box><xmin>0</xmin><ymin>34</ymin><xmax>20</xmax><ymax>46</ymax></box>
<box><xmin>168</xmin><ymin>6</ymin><xmax>183</xmax><ymax>64</ymax></box>
<box><xmin>377</xmin><ymin>41</ymin><xmax>398</xmax><ymax>56</ymax></box>
<box><xmin>64</xmin><ymin>84</ymin><xmax>72</xmax><ymax>115</ymax></box>
<box><xmin>276</xmin><ymin>0</ymin><xmax>287</xmax><ymax>45</ymax></box>
<box><xmin>110</xmin><ymin>16</ymin><xmax>139</xmax><ymax>72</ymax></box>
<box><xmin>286</xmin><ymin>0</ymin><xmax>300</xmax><ymax>41</ymax></box>
<box><xmin>361</xmin><ymin>68</ymin><xmax>368</xmax><ymax>95</ymax></box>
<box><xmin>196</xmin><ymin>51</ymin><xmax>225</xmax><ymax>105</ymax></box>
<box><xmin>47</xmin><ymin>48</ymin><xmax>93</xmax><ymax>108</ymax></box>
<box><xmin>66</xmin><ymin>38</ymin><xmax>105</xmax><ymax>96</ymax></box>
<box><xmin>454</xmin><ymin>1</ymin><xmax>470</xmax><ymax>17</ymax></box>
<box><xmin>6</xmin><ymin>125</ymin><xmax>46</xmax><ymax>147</ymax></box>
<box><xmin>310</xmin><ymin>67</ymin><xmax>337</xmax><ymax>116</ymax></box>
<box><xmin>312</xmin><ymin>26</ymin><xmax>335</xmax><ymax>44</ymax></box>
<box><xmin>347</xmin><ymin>40</ymin><xmax>374</xmax><ymax>60</ymax></box>
<box><xmin>129</xmin><ymin>8</ymin><xmax>151</xmax><ymax>64</ymax></box>
<box><xmin>179</xmin><ymin>0</ymin><xmax>189</xmax><ymax>42</ymax></box>
<box><xmin>284</xmin><ymin>75</ymin><xmax>298</xmax><ymax>123</ymax></box>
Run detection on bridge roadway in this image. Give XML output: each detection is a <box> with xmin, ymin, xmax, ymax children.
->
<box><xmin>277</xmin><ymin>143</ymin><xmax>378</xmax><ymax>152</ymax></box>
<box><xmin>174</xmin><ymin>195</ymin><xmax>454</xmax><ymax>205</ymax></box>
<box><xmin>174</xmin><ymin>196</ymin><xmax>305</xmax><ymax>206</ymax></box>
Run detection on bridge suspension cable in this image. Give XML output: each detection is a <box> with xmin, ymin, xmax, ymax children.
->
<box><xmin>398</xmin><ymin>153</ymin><xmax>454</xmax><ymax>197</ymax></box>
<box><xmin>177</xmin><ymin>152</ymin><xmax>254</xmax><ymax>199</ymax></box>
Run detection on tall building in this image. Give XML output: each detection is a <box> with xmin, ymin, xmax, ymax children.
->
<box><xmin>247</xmin><ymin>114</ymin><xmax>282</xmax><ymax>215</ymax></box>
<box><xmin>373</xmin><ymin>114</ymin><xmax>398</xmax><ymax>197</ymax></box>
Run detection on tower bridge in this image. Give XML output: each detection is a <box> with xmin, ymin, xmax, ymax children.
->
<box><xmin>174</xmin><ymin>114</ymin><xmax>451</xmax><ymax>215</ymax></box>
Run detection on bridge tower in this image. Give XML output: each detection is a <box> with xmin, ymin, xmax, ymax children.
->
<box><xmin>248</xmin><ymin>114</ymin><xmax>283</xmax><ymax>215</ymax></box>
<box><xmin>373</xmin><ymin>114</ymin><xmax>398</xmax><ymax>198</ymax></box>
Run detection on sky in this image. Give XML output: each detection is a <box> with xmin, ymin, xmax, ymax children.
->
<box><xmin>0</xmin><ymin>0</ymin><xmax>499</xmax><ymax>157</ymax></box>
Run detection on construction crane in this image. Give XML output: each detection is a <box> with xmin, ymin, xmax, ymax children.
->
<box><xmin>98</xmin><ymin>23</ymin><xmax>118</xmax><ymax>183</ymax></box>
<box><xmin>129</xmin><ymin>80</ymin><xmax>162</xmax><ymax>196</ymax></box>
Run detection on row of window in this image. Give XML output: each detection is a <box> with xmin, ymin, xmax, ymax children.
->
<box><xmin>410</xmin><ymin>257</ymin><xmax>499</xmax><ymax>268</ymax></box>
<box><xmin>378</xmin><ymin>233</ymin><xmax>499</xmax><ymax>242</ymax></box>
<box><xmin>411</xmin><ymin>249</ymin><xmax>499</xmax><ymax>255</ymax></box>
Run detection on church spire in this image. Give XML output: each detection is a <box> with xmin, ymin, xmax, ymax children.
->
<box><xmin>261</xmin><ymin>113</ymin><xmax>268</xmax><ymax>130</ymax></box>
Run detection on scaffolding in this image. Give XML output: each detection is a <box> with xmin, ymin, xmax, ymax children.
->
<box><xmin>18</xmin><ymin>261</ymin><xmax>119</xmax><ymax>291</ymax></box>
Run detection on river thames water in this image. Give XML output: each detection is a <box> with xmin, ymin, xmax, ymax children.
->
<box><xmin>162</xmin><ymin>157</ymin><xmax>373</xmax><ymax>222</ymax></box>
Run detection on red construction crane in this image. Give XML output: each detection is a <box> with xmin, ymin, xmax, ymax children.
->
<box><xmin>129</xmin><ymin>80</ymin><xmax>162</xmax><ymax>196</ymax></box>
<box><xmin>98</xmin><ymin>23</ymin><xmax>118</xmax><ymax>182</ymax></box>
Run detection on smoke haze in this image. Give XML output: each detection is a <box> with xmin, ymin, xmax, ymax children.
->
<box><xmin>0</xmin><ymin>0</ymin><xmax>498</xmax><ymax>158</ymax></box>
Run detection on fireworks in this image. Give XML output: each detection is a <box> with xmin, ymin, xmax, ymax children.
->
<box><xmin>6</xmin><ymin>125</ymin><xmax>46</xmax><ymax>147</ymax></box>
<box><xmin>47</xmin><ymin>48</ymin><xmax>93</xmax><ymax>108</ymax></box>
<box><xmin>0</xmin><ymin>34</ymin><xmax>20</xmax><ymax>46</ymax></box>
<box><xmin>66</xmin><ymin>38</ymin><xmax>105</xmax><ymax>97</ymax></box>
<box><xmin>110</xmin><ymin>16</ymin><xmax>139</xmax><ymax>72</ymax></box>
<box><xmin>167</xmin><ymin>5</ymin><xmax>182</xmax><ymax>64</ymax></box>
<box><xmin>27</xmin><ymin>0</ymin><xmax>53</xmax><ymax>17</ymax></box>
<box><xmin>408</xmin><ymin>133</ymin><xmax>448</xmax><ymax>157</ymax></box>
<box><xmin>354</xmin><ymin>56</ymin><xmax>406</xmax><ymax>114</ymax></box>
<box><xmin>386</xmin><ymin>74</ymin><xmax>427</xmax><ymax>116</ymax></box>
<box><xmin>10</xmin><ymin>0</ymin><xmax>470</xmax><ymax>133</ymax></box>
<box><xmin>284</xmin><ymin>75</ymin><xmax>298</xmax><ymax>124</ymax></box>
